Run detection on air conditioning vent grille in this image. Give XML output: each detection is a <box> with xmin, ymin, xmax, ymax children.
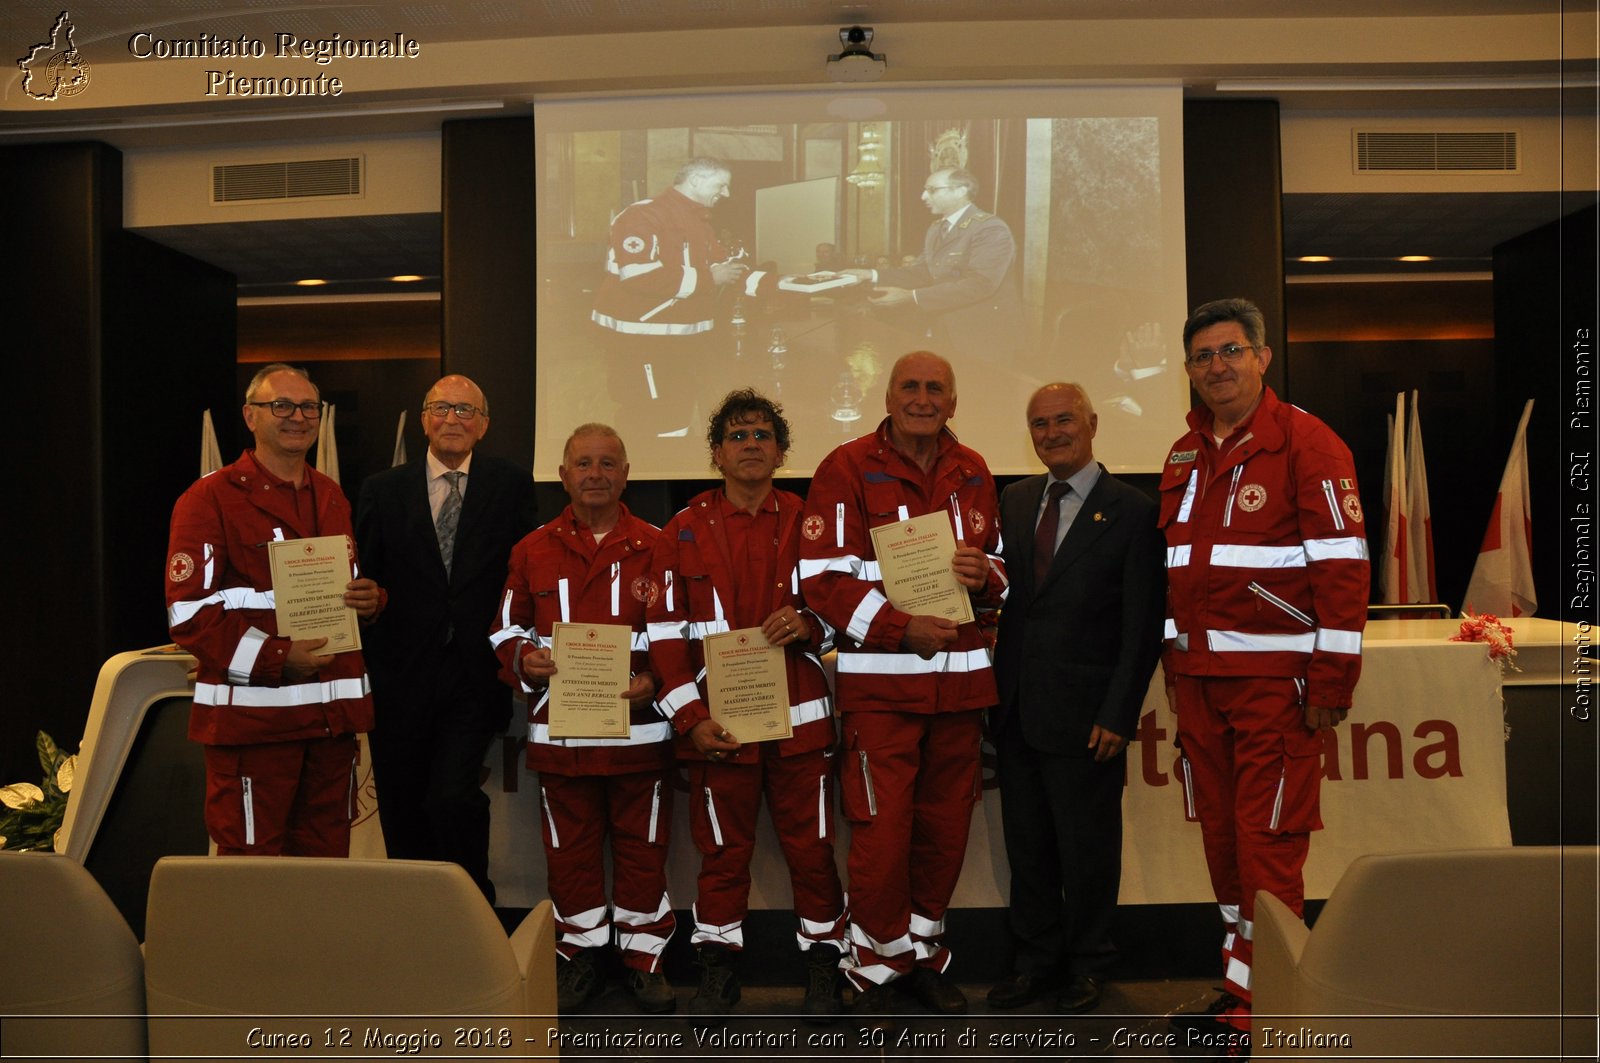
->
<box><xmin>212</xmin><ymin>157</ymin><xmax>363</xmax><ymax>203</ymax></box>
<box><xmin>1354</xmin><ymin>132</ymin><xmax>1518</xmax><ymax>174</ymax></box>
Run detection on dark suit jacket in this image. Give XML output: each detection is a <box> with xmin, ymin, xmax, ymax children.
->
<box><xmin>354</xmin><ymin>453</ymin><xmax>538</xmax><ymax>733</ymax></box>
<box><xmin>992</xmin><ymin>465</ymin><xmax>1165</xmax><ymax>755</ymax></box>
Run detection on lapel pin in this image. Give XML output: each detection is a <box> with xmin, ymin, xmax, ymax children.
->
<box><xmin>1093</xmin><ymin>512</ymin><xmax>1104</xmax><ymax>521</ymax></box>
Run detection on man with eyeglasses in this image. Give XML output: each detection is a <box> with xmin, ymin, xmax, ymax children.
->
<box><xmin>1159</xmin><ymin>299</ymin><xmax>1369</xmax><ymax>1053</ymax></box>
<box><xmin>353</xmin><ymin>374</ymin><xmax>537</xmax><ymax>900</ymax></box>
<box><xmin>166</xmin><ymin>363</ymin><xmax>384</xmax><ymax>857</ymax></box>
<box><xmin>841</xmin><ymin>167</ymin><xmax>1022</xmax><ymax>364</ymax></box>
<box><xmin>647</xmin><ymin>388</ymin><xmax>846</xmax><ymax>1020</ymax></box>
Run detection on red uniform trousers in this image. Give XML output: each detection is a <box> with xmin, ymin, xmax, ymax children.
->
<box><xmin>838</xmin><ymin>709</ymin><xmax>983</xmax><ymax>988</ymax></box>
<box><xmin>1174</xmin><ymin>674</ymin><xmax>1322</xmax><ymax>1026</ymax></box>
<box><xmin>536</xmin><ymin>768</ymin><xmax>675</xmax><ymax>973</ymax></box>
<box><xmin>203</xmin><ymin>735</ymin><xmax>359</xmax><ymax>856</ymax></box>
<box><xmin>687</xmin><ymin>745</ymin><xmax>845</xmax><ymax>952</ymax></box>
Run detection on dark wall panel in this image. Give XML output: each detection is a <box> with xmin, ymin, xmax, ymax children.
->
<box><xmin>0</xmin><ymin>143</ymin><xmax>119</xmax><ymax>782</ymax></box>
<box><xmin>1493</xmin><ymin>203</ymin><xmax>1597</xmax><ymax>622</ymax></box>
<box><xmin>442</xmin><ymin>116</ymin><xmax>537</xmax><ymax>468</ymax></box>
<box><xmin>0</xmin><ymin>143</ymin><xmax>234</xmax><ymax>782</ymax></box>
<box><xmin>1182</xmin><ymin>100</ymin><xmax>1286</xmax><ymax>396</ymax></box>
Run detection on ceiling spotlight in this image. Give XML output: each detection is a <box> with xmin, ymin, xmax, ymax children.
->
<box><xmin>1298</xmin><ymin>255</ymin><xmax>1332</xmax><ymax>263</ymax></box>
<box><xmin>1398</xmin><ymin>255</ymin><xmax>1433</xmax><ymax>262</ymax></box>
<box><xmin>295</xmin><ymin>278</ymin><xmax>328</xmax><ymax>286</ymax></box>
<box><xmin>828</xmin><ymin>26</ymin><xmax>887</xmax><ymax>84</ymax></box>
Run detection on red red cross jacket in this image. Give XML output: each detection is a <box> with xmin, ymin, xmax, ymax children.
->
<box><xmin>798</xmin><ymin>421</ymin><xmax>1006</xmax><ymax>715</ymax></box>
<box><xmin>648</xmin><ymin>487</ymin><xmax>836</xmax><ymax>763</ymax></box>
<box><xmin>166</xmin><ymin>450</ymin><xmax>374</xmax><ymax>746</ymax></box>
<box><xmin>1159</xmin><ymin>387</ymin><xmax>1370</xmax><ymax>709</ymax></box>
<box><xmin>490</xmin><ymin>504</ymin><xmax>673</xmax><ymax>775</ymax></box>
<box><xmin>590</xmin><ymin>186</ymin><xmax>773</xmax><ymax>337</ymax></box>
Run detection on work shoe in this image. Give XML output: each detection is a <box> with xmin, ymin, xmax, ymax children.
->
<box><xmin>1169</xmin><ymin>990</ymin><xmax>1242</xmax><ymax>1035</ymax></box>
<box><xmin>627</xmin><ymin>968</ymin><xmax>677</xmax><ymax>1013</ymax></box>
<box><xmin>853</xmin><ymin>979</ymin><xmax>897</xmax><ymax>1031</ymax></box>
<box><xmin>1055</xmin><ymin>974</ymin><xmax>1104</xmax><ymax>1013</ymax></box>
<box><xmin>688</xmin><ymin>944</ymin><xmax>741</xmax><ymax>1015</ymax></box>
<box><xmin>801</xmin><ymin>943</ymin><xmax>843</xmax><ymax>1023</ymax></box>
<box><xmin>555</xmin><ymin>948</ymin><xmax>602</xmax><ymax>1013</ymax></box>
<box><xmin>987</xmin><ymin>970</ymin><xmax>1050</xmax><ymax>1009</ymax></box>
<box><xmin>905</xmin><ymin>966</ymin><xmax>968</xmax><ymax>1014</ymax></box>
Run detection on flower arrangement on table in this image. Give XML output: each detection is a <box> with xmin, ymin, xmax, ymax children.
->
<box><xmin>1450</xmin><ymin>608</ymin><xmax>1521</xmax><ymax>673</ymax></box>
<box><xmin>0</xmin><ymin>732</ymin><xmax>75</xmax><ymax>852</ymax></box>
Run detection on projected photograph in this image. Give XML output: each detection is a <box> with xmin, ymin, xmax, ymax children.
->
<box><xmin>535</xmin><ymin>88</ymin><xmax>1189</xmax><ymax>479</ymax></box>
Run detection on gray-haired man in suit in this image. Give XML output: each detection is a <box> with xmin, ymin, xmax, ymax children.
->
<box><xmin>987</xmin><ymin>382</ymin><xmax>1166</xmax><ymax>1013</ymax></box>
<box><xmin>355</xmin><ymin>374</ymin><xmax>537</xmax><ymax>902</ymax></box>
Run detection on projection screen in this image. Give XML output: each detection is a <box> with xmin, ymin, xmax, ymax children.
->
<box><xmin>534</xmin><ymin>86</ymin><xmax>1189</xmax><ymax>480</ymax></box>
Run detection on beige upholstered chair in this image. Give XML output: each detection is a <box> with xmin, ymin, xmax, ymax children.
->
<box><xmin>144</xmin><ymin>856</ymin><xmax>558</xmax><ymax>1061</ymax></box>
<box><xmin>1253</xmin><ymin>846</ymin><xmax>1598</xmax><ymax>1062</ymax></box>
<box><xmin>0</xmin><ymin>851</ymin><xmax>148</xmax><ymax>1061</ymax></box>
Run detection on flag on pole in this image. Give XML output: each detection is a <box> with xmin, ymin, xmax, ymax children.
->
<box><xmin>315</xmin><ymin>401</ymin><xmax>341</xmax><ymax>485</ymax></box>
<box><xmin>1404</xmin><ymin>390</ymin><xmax>1437</xmax><ymax>604</ymax></box>
<box><xmin>1464</xmin><ymin>399</ymin><xmax>1536</xmax><ymax>617</ymax></box>
<box><xmin>199</xmin><ymin>409</ymin><xmax>223</xmax><ymax>477</ymax></box>
<box><xmin>391</xmin><ymin>409</ymin><xmax>408</xmax><ymax>467</ymax></box>
<box><xmin>1378</xmin><ymin>392</ymin><xmax>1409</xmax><ymax>604</ymax></box>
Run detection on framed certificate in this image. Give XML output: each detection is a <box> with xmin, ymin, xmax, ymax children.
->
<box><xmin>548</xmin><ymin>622</ymin><xmax>633</xmax><ymax>738</ymax></box>
<box><xmin>869</xmin><ymin>515</ymin><xmax>975</xmax><ymax>624</ymax></box>
<box><xmin>704</xmin><ymin>628</ymin><xmax>792</xmax><ymax>743</ymax></box>
<box><xmin>267</xmin><ymin>535</ymin><xmax>362</xmax><ymax>652</ymax></box>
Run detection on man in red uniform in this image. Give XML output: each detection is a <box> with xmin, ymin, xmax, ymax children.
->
<box><xmin>649</xmin><ymin>389</ymin><xmax>846</xmax><ymax>1020</ymax></box>
<box><xmin>591</xmin><ymin>156</ymin><xmax>775</xmax><ymax>440</ymax></box>
<box><xmin>166</xmin><ymin>363</ymin><xmax>384</xmax><ymax>857</ymax></box>
<box><xmin>799</xmin><ymin>352</ymin><xmax>1006</xmax><ymax>1016</ymax></box>
<box><xmin>1160</xmin><ymin>299</ymin><xmax>1369</xmax><ymax>1053</ymax></box>
<box><xmin>489</xmin><ymin>424</ymin><xmax>675</xmax><ymax>1014</ymax></box>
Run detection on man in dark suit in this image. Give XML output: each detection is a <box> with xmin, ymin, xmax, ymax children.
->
<box><xmin>354</xmin><ymin>374</ymin><xmax>537</xmax><ymax>902</ymax></box>
<box><xmin>842</xmin><ymin>167</ymin><xmax>1023</xmax><ymax>363</ymax></box>
<box><xmin>987</xmin><ymin>382</ymin><xmax>1166</xmax><ymax>1013</ymax></box>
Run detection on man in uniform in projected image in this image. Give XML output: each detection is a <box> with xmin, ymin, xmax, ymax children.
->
<box><xmin>591</xmin><ymin>156</ymin><xmax>778</xmax><ymax>442</ymax></box>
<box><xmin>165</xmin><ymin>363</ymin><xmax>383</xmax><ymax>857</ymax></box>
<box><xmin>841</xmin><ymin>168</ymin><xmax>1022</xmax><ymax>365</ymax></box>
<box><xmin>648</xmin><ymin>388</ymin><xmax>846</xmax><ymax>1021</ymax></box>
<box><xmin>1160</xmin><ymin>298</ymin><xmax>1368</xmax><ymax>1056</ymax></box>
<box><xmin>799</xmin><ymin>351</ymin><xmax>1006</xmax><ymax>1018</ymax></box>
<box><xmin>488</xmin><ymin>424</ymin><xmax>676</xmax><ymax>1015</ymax></box>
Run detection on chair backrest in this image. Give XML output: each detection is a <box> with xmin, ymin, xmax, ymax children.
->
<box><xmin>144</xmin><ymin>856</ymin><xmax>532</xmax><ymax>1060</ymax></box>
<box><xmin>1300</xmin><ymin>846</ymin><xmax>1581</xmax><ymax>1014</ymax></box>
<box><xmin>0</xmin><ymin>851</ymin><xmax>147</xmax><ymax>1059</ymax></box>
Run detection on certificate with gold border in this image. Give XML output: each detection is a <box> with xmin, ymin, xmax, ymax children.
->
<box><xmin>548</xmin><ymin>621</ymin><xmax>632</xmax><ymax>738</ymax></box>
<box><xmin>704</xmin><ymin>628</ymin><xmax>792</xmax><ymax>743</ymax></box>
<box><xmin>267</xmin><ymin>535</ymin><xmax>362</xmax><ymax>653</ymax></box>
<box><xmin>869</xmin><ymin>516</ymin><xmax>975</xmax><ymax>624</ymax></box>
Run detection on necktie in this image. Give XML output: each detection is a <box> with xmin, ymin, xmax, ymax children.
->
<box><xmin>436</xmin><ymin>470</ymin><xmax>464</xmax><ymax>576</ymax></box>
<box><xmin>1033</xmin><ymin>481</ymin><xmax>1070</xmax><ymax>588</ymax></box>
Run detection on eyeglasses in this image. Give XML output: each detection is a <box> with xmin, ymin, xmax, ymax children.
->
<box><xmin>423</xmin><ymin>401</ymin><xmax>484</xmax><ymax>420</ymax></box>
<box><xmin>1185</xmin><ymin>343</ymin><xmax>1258</xmax><ymax>369</ymax></box>
<box><xmin>922</xmin><ymin>185</ymin><xmax>955</xmax><ymax>194</ymax></box>
<box><xmin>249</xmin><ymin>399</ymin><xmax>322</xmax><ymax>419</ymax></box>
<box><xmin>725</xmin><ymin>428</ymin><xmax>774</xmax><ymax>443</ymax></box>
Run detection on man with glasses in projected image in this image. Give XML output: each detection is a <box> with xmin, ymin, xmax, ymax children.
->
<box><xmin>841</xmin><ymin>167</ymin><xmax>1022</xmax><ymax>365</ymax></box>
<box><xmin>166</xmin><ymin>363</ymin><xmax>384</xmax><ymax>858</ymax></box>
<box><xmin>354</xmin><ymin>375</ymin><xmax>537</xmax><ymax>903</ymax></box>
<box><xmin>1159</xmin><ymin>299</ymin><xmax>1369</xmax><ymax>1057</ymax></box>
<box><xmin>591</xmin><ymin>156</ymin><xmax>778</xmax><ymax>442</ymax></box>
